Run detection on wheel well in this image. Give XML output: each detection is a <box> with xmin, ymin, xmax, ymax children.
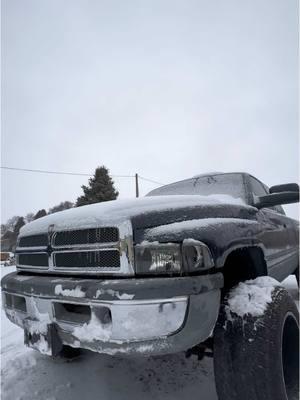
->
<box><xmin>222</xmin><ymin>247</ymin><xmax>267</xmax><ymax>291</ymax></box>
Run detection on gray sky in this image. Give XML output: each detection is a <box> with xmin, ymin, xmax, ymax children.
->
<box><xmin>1</xmin><ymin>0</ymin><xmax>299</xmax><ymax>221</ymax></box>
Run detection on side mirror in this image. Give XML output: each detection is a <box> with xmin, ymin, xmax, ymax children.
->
<box><xmin>255</xmin><ymin>183</ymin><xmax>299</xmax><ymax>209</ymax></box>
<box><xmin>269</xmin><ymin>183</ymin><xmax>299</xmax><ymax>194</ymax></box>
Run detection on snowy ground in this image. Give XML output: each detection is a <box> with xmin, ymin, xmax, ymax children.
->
<box><xmin>1</xmin><ymin>266</ymin><xmax>298</xmax><ymax>400</ymax></box>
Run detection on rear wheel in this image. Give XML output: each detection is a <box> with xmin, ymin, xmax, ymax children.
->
<box><xmin>213</xmin><ymin>279</ymin><xmax>299</xmax><ymax>400</ymax></box>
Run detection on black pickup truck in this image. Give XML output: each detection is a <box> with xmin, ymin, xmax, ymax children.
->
<box><xmin>2</xmin><ymin>172</ymin><xmax>299</xmax><ymax>400</ymax></box>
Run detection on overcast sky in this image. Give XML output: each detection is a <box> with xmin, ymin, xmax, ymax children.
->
<box><xmin>1</xmin><ymin>0</ymin><xmax>299</xmax><ymax>221</ymax></box>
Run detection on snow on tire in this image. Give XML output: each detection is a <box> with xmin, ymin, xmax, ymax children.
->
<box><xmin>213</xmin><ymin>277</ymin><xmax>299</xmax><ymax>400</ymax></box>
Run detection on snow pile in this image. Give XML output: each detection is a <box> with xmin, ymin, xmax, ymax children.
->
<box><xmin>54</xmin><ymin>284</ymin><xmax>85</xmax><ymax>298</ymax></box>
<box><xmin>73</xmin><ymin>313</ymin><xmax>112</xmax><ymax>342</ymax></box>
<box><xmin>226</xmin><ymin>276</ymin><xmax>281</xmax><ymax>319</ymax></box>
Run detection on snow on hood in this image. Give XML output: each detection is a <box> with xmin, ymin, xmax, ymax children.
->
<box><xmin>20</xmin><ymin>194</ymin><xmax>248</xmax><ymax>235</ymax></box>
<box><xmin>145</xmin><ymin>217</ymin><xmax>258</xmax><ymax>239</ymax></box>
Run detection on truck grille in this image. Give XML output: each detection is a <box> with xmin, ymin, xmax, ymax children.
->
<box><xmin>53</xmin><ymin>227</ymin><xmax>119</xmax><ymax>247</ymax></box>
<box><xmin>15</xmin><ymin>225</ymin><xmax>134</xmax><ymax>275</ymax></box>
<box><xmin>54</xmin><ymin>250</ymin><xmax>120</xmax><ymax>269</ymax></box>
<box><xmin>17</xmin><ymin>253</ymin><xmax>49</xmax><ymax>268</ymax></box>
<box><xmin>19</xmin><ymin>234</ymin><xmax>48</xmax><ymax>248</ymax></box>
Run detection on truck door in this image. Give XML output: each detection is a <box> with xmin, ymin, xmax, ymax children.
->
<box><xmin>249</xmin><ymin>177</ymin><xmax>296</xmax><ymax>281</ymax></box>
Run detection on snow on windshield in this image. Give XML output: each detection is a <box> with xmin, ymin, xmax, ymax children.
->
<box><xmin>147</xmin><ymin>173</ymin><xmax>245</xmax><ymax>200</ymax></box>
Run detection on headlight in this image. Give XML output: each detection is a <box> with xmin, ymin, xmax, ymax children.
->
<box><xmin>135</xmin><ymin>242</ymin><xmax>182</xmax><ymax>275</ymax></box>
<box><xmin>135</xmin><ymin>239</ymin><xmax>214</xmax><ymax>275</ymax></box>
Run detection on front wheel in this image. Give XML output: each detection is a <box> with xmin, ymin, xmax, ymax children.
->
<box><xmin>213</xmin><ymin>278</ymin><xmax>299</xmax><ymax>400</ymax></box>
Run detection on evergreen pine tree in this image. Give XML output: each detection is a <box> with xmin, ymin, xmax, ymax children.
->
<box><xmin>25</xmin><ymin>212</ymin><xmax>35</xmax><ymax>223</ymax></box>
<box><xmin>48</xmin><ymin>201</ymin><xmax>74</xmax><ymax>214</ymax></box>
<box><xmin>34</xmin><ymin>209</ymin><xmax>47</xmax><ymax>220</ymax></box>
<box><xmin>76</xmin><ymin>166</ymin><xmax>119</xmax><ymax>207</ymax></box>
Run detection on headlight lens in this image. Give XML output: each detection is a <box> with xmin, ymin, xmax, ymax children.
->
<box><xmin>135</xmin><ymin>239</ymin><xmax>214</xmax><ymax>275</ymax></box>
<box><xmin>135</xmin><ymin>242</ymin><xmax>182</xmax><ymax>275</ymax></box>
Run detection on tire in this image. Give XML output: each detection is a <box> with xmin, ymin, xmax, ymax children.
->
<box><xmin>214</xmin><ymin>283</ymin><xmax>299</xmax><ymax>400</ymax></box>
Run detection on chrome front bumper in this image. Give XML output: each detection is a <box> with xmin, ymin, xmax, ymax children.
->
<box><xmin>1</xmin><ymin>272</ymin><xmax>223</xmax><ymax>356</ymax></box>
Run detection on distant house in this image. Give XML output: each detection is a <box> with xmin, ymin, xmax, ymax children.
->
<box><xmin>0</xmin><ymin>252</ymin><xmax>10</xmax><ymax>262</ymax></box>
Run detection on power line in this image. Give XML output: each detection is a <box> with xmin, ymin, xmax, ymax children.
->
<box><xmin>139</xmin><ymin>175</ymin><xmax>165</xmax><ymax>186</ymax></box>
<box><xmin>1</xmin><ymin>166</ymin><xmax>165</xmax><ymax>186</ymax></box>
<box><xmin>1</xmin><ymin>166</ymin><xmax>133</xmax><ymax>178</ymax></box>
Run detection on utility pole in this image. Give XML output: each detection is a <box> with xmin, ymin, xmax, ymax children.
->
<box><xmin>135</xmin><ymin>173</ymin><xmax>139</xmax><ymax>198</ymax></box>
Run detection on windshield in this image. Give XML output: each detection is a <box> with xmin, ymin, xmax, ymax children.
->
<box><xmin>147</xmin><ymin>173</ymin><xmax>246</xmax><ymax>200</ymax></box>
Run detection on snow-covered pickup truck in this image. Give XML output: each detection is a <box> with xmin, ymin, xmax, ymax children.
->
<box><xmin>2</xmin><ymin>172</ymin><xmax>299</xmax><ymax>400</ymax></box>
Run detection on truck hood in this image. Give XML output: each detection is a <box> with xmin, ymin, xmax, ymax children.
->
<box><xmin>20</xmin><ymin>194</ymin><xmax>257</xmax><ymax>236</ymax></box>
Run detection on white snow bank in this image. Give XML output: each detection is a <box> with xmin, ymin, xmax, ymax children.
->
<box><xmin>54</xmin><ymin>284</ymin><xmax>85</xmax><ymax>298</ymax></box>
<box><xmin>226</xmin><ymin>276</ymin><xmax>281</xmax><ymax>319</ymax></box>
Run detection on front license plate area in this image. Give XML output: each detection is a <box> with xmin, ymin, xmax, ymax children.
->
<box><xmin>24</xmin><ymin>319</ymin><xmax>63</xmax><ymax>356</ymax></box>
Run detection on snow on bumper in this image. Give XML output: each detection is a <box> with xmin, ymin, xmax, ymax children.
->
<box><xmin>1</xmin><ymin>272</ymin><xmax>223</xmax><ymax>356</ymax></box>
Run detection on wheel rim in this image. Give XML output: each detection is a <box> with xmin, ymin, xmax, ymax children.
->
<box><xmin>282</xmin><ymin>313</ymin><xmax>299</xmax><ymax>399</ymax></box>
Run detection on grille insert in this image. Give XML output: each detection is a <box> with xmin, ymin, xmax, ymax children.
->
<box><xmin>18</xmin><ymin>253</ymin><xmax>48</xmax><ymax>267</ymax></box>
<box><xmin>53</xmin><ymin>228</ymin><xmax>119</xmax><ymax>247</ymax></box>
<box><xmin>54</xmin><ymin>250</ymin><xmax>120</xmax><ymax>269</ymax></box>
<box><xmin>19</xmin><ymin>234</ymin><xmax>48</xmax><ymax>248</ymax></box>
